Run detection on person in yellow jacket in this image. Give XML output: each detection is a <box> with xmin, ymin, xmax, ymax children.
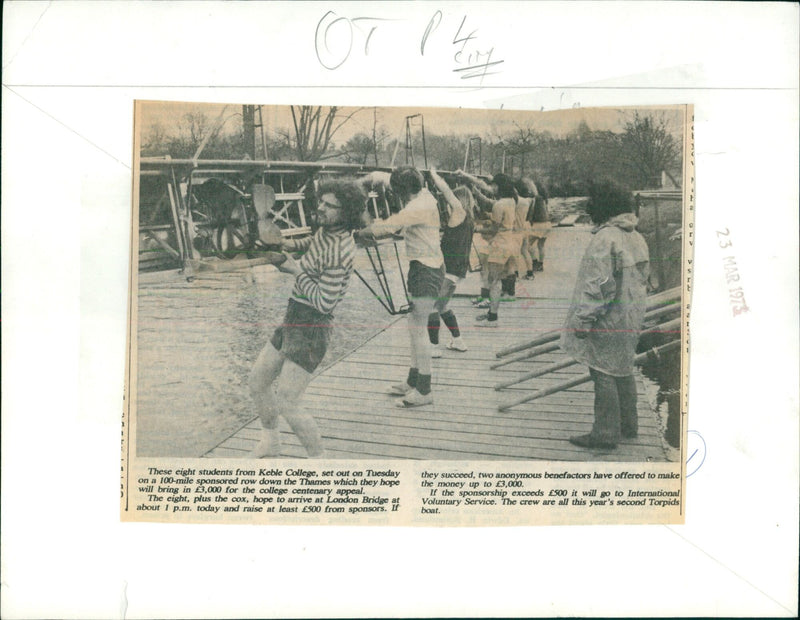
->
<box><xmin>561</xmin><ymin>180</ymin><xmax>650</xmax><ymax>450</ymax></box>
<box><xmin>456</xmin><ymin>170</ymin><xmax>518</xmax><ymax>326</ymax></box>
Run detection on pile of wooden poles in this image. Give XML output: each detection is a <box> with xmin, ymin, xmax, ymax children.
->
<box><xmin>494</xmin><ymin>287</ymin><xmax>682</xmax><ymax>412</ymax></box>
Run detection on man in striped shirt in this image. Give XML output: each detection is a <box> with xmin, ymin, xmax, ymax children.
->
<box><xmin>249</xmin><ymin>180</ymin><xmax>367</xmax><ymax>458</ymax></box>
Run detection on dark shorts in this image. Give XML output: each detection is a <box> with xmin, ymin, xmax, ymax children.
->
<box><xmin>270</xmin><ymin>298</ymin><xmax>332</xmax><ymax>373</ymax></box>
<box><xmin>407</xmin><ymin>260</ymin><xmax>445</xmax><ymax>299</ymax></box>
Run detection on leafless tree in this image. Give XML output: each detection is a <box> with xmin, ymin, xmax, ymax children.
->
<box><xmin>288</xmin><ymin>106</ymin><xmax>365</xmax><ymax>161</ymax></box>
<box><xmin>494</xmin><ymin>122</ymin><xmax>543</xmax><ymax>176</ymax></box>
<box><xmin>142</xmin><ymin>121</ymin><xmax>168</xmax><ymax>156</ymax></box>
<box><xmin>620</xmin><ymin>111</ymin><xmax>681</xmax><ymax>189</ymax></box>
<box><xmin>180</xmin><ymin>112</ymin><xmax>211</xmax><ymax>149</ymax></box>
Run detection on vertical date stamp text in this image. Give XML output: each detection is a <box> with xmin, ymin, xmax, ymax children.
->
<box><xmin>716</xmin><ymin>228</ymin><xmax>750</xmax><ymax>316</ymax></box>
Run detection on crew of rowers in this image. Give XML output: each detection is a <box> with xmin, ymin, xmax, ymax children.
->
<box><xmin>356</xmin><ymin>167</ymin><xmax>550</xmax><ymax>407</ymax></box>
<box><xmin>250</xmin><ymin>167</ymin><xmax>647</xmax><ymax>457</ymax></box>
<box><xmin>248</xmin><ymin>166</ymin><xmax>552</xmax><ymax>459</ymax></box>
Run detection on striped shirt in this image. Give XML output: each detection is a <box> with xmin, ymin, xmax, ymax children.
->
<box><xmin>287</xmin><ymin>227</ymin><xmax>356</xmax><ymax>316</ymax></box>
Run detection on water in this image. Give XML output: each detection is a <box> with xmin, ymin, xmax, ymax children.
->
<box><xmin>637</xmin><ymin>330</ymin><xmax>682</xmax><ymax>450</ymax></box>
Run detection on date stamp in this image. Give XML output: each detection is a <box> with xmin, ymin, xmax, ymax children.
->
<box><xmin>716</xmin><ymin>228</ymin><xmax>750</xmax><ymax>317</ymax></box>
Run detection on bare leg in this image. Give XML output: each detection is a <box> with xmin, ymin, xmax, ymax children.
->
<box><xmin>398</xmin><ymin>295</ymin><xmax>438</xmax><ymax>406</ymax></box>
<box><xmin>427</xmin><ymin>278</ymin><xmax>451</xmax><ymax>346</ymax></box>
<box><xmin>249</xmin><ymin>345</ymin><xmax>321</xmax><ymax>458</ymax></box>
<box><xmin>248</xmin><ymin>343</ymin><xmax>285</xmax><ymax>458</ymax></box>
<box><xmin>487</xmin><ymin>262</ymin><xmax>505</xmax><ymax>315</ymax></box>
<box><xmin>479</xmin><ymin>254</ymin><xmax>490</xmax><ymax>290</ymax></box>
<box><xmin>521</xmin><ymin>237</ymin><xmax>533</xmax><ymax>273</ymax></box>
<box><xmin>409</xmin><ymin>297</ymin><xmax>436</xmax><ymax>375</ymax></box>
<box><xmin>528</xmin><ymin>235</ymin><xmax>540</xmax><ymax>265</ymax></box>
<box><xmin>273</xmin><ymin>360</ymin><xmax>321</xmax><ymax>457</ymax></box>
<box><xmin>407</xmin><ymin>312</ymin><xmax>419</xmax><ymax>369</ymax></box>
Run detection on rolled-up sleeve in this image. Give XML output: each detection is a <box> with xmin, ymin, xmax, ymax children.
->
<box><xmin>369</xmin><ymin>205</ymin><xmax>428</xmax><ymax>235</ymax></box>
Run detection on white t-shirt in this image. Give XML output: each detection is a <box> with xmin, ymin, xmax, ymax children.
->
<box><xmin>371</xmin><ymin>189</ymin><xmax>444</xmax><ymax>269</ymax></box>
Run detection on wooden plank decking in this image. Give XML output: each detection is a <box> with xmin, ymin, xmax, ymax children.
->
<box><xmin>206</xmin><ymin>227</ymin><xmax>672</xmax><ymax>462</ymax></box>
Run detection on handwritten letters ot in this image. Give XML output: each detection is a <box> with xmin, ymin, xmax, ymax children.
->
<box><xmin>315</xmin><ymin>10</ymin><xmax>504</xmax><ymax>84</ymax></box>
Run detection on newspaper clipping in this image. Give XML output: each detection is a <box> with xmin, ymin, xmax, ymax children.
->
<box><xmin>122</xmin><ymin>101</ymin><xmax>693</xmax><ymax>526</ymax></box>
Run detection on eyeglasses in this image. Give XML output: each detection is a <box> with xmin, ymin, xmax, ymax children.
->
<box><xmin>319</xmin><ymin>198</ymin><xmax>343</xmax><ymax>210</ymax></box>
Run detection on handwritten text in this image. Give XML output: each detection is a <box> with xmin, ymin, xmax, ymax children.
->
<box><xmin>315</xmin><ymin>10</ymin><xmax>504</xmax><ymax>85</ymax></box>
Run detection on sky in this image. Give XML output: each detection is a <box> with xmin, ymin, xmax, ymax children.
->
<box><xmin>138</xmin><ymin>100</ymin><xmax>685</xmax><ymax>148</ymax></box>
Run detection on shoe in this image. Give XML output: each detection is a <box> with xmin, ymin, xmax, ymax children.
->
<box><xmin>447</xmin><ymin>337</ymin><xmax>468</xmax><ymax>352</ymax></box>
<box><xmin>387</xmin><ymin>382</ymin><xmax>414</xmax><ymax>396</ymax></box>
<box><xmin>533</xmin><ymin>261</ymin><xmax>544</xmax><ymax>272</ymax></box>
<box><xmin>397</xmin><ymin>389</ymin><xmax>433</xmax><ymax>407</ymax></box>
<box><xmin>568</xmin><ymin>434</ymin><xmax>617</xmax><ymax>450</ymax></box>
<box><xmin>500</xmin><ymin>295</ymin><xmax>516</xmax><ymax>302</ymax></box>
<box><xmin>431</xmin><ymin>346</ymin><xmax>442</xmax><ymax>358</ymax></box>
<box><xmin>471</xmin><ymin>296</ymin><xmax>485</xmax><ymax>306</ymax></box>
<box><xmin>475</xmin><ymin>314</ymin><xmax>499</xmax><ymax>327</ymax></box>
<box><xmin>474</xmin><ymin>299</ymin><xmax>491</xmax><ymax>309</ymax></box>
<box><xmin>523</xmin><ymin>272</ymin><xmax>535</xmax><ymax>280</ymax></box>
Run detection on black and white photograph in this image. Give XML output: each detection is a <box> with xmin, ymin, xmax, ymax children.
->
<box><xmin>130</xmin><ymin>101</ymin><xmax>689</xmax><ymax>464</ymax></box>
<box><xmin>4</xmin><ymin>0</ymin><xmax>797</xmax><ymax>616</ymax></box>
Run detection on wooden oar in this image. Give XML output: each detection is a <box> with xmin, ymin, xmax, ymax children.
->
<box><xmin>187</xmin><ymin>251</ymin><xmax>287</xmax><ymax>275</ymax></box>
<box><xmin>493</xmin><ymin>287</ymin><xmax>681</xmax><ymax>359</ymax></box>
<box><xmin>490</xmin><ymin>307</ymin><xmax>680</xmax><ymax>370</ymax></box>
<box><xmin>497</xmin><ymin>339</ymin><xmax>680</xmax><ymax>411</ymax></box>
<box><xmin>490</xmin><ymin>343</ymin><xmax>561</xmax><ymax>370</ymax></box>
<box><xmin>493</xmin><ymin>318</ymin><xmax>681</xmax><ymax>390</ymax></box>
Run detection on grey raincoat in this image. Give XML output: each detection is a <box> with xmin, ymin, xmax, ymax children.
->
<box><xmin>561</xmin><ymin>213</ymin><xmax>650</xmax><ymax>376</ymax></box>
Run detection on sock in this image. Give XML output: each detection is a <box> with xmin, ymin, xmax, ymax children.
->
<box><xmin>440</xmin><ymin>310</ymin><xmax>460</xmax><ymax>338</ymax></box>
<box><xmin>406</xmin><ymin>367</ymin><xmax>419</xmax><ymax>388</ymax></box>
<box><xmin>480</xmin><ymin>287</ymin><xmax>489</xmax><ymax>299</ymax></box>
<box><xmin>427</xmin><ymin>312</ymin><xmax>441</xmax><ymax>345</ymax></box>
<box><xmin>507</xmin><ymin>274</ymin><xmax>517</xmax><ymax>295</ymax></box>
<box><xmin>487</xmin><ymin>311</ymin><xmax>498</xmax><ymax>321</ymax></box>
<box><xmin>416</xmin><ymin>374</ymin><xmax>432</xmax><ymax>395</ymax></box>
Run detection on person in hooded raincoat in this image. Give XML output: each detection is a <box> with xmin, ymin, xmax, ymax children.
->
<box><xmin>561</xmin><ymin>181</ymin><xmax>650</xmax><ymax>450</ymax></box>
